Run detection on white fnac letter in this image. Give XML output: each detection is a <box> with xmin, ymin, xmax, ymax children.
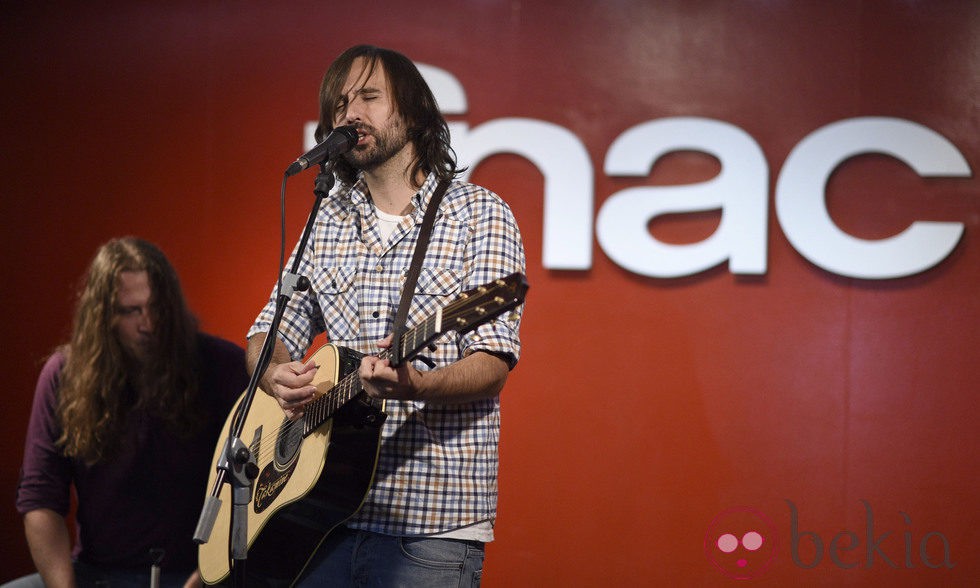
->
<box><xmin>451</xmin><ymin>118</ymin><xmax>594</xmax><ymax>270</ymax></box>
<box><xmin>776</xmin><ymin>117</ymin><xmax>971</xmax><ymax>279</ymax></box>
<box><xmin>599</xmin><ymin>117</ymin><xmax>769</xmax><ymax>277</ymax></box>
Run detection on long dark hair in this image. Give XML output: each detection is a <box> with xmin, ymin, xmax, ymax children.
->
<box><xmin>57</xmin><ymin>237</ymin><xmax>201</xmax><ymax>463</ymax></box>
<box><xmin>316</xmin><ymin>44</ymin><xmax>463</xmax><ymax>188</ymax></box>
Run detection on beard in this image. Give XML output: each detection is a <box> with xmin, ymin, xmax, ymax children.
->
<box><xmin>119</xmin><ymin>337</ymin><xmax>163</xmax><ymax>382</ymax></box>
<box><xmin>343</xmin><ymin>118</ymin><xmax>409</xmax><ymax>172</ymax></box>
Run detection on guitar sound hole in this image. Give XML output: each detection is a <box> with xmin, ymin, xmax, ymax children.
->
<box><xmin>274</xmin><ymin>418</ymin><xmax>304</xmax><ymax>470</ymax></box>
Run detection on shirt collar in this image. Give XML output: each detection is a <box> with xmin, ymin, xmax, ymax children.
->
<box><xmin>343</xmin><ymin>172</ymin><xmax>441</xmax><ymax>220</ymax></box>
<box><xmin>409</xmin><ymin>173</ymin><xmax>441</xmax><ymax>222</ymax></box>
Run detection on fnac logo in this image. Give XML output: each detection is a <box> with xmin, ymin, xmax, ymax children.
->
<box><xmin>704</xmin><ymin>506</ymin><xmax>778</xmax><ymax>580</ymax></box>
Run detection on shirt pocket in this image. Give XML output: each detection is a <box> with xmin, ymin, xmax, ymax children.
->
<box><xmin>410</xmin><ymin>267</ymin><xmax>460</xmax><ymax>321</ymax></box>
<box><xmin>312</xmin><ymin>265</ymin><xmax>359</xmax><ymax>341</ymax></box>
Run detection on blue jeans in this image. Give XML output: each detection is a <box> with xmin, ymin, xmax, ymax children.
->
<box><xmin>296</xmin><ymin>527</ymin><xmax>484</xmax><ymax>587</ymax></box>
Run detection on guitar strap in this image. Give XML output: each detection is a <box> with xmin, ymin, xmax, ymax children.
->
<box><xmin>389</xmin><ymin>177</ymin><xmax>451</xmax><ymax>366</ymax></box>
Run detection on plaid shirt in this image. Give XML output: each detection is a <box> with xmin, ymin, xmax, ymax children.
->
<box><xmin>248</xmin><ymin>172</ymin><xmax>525</xmax><ymax>536</ymax></box>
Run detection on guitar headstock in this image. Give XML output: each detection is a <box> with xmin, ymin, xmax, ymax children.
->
<box><xmin>442</xmin><ymin>272</ymin><xmax>529</xmax><ymax>335</ymax></box>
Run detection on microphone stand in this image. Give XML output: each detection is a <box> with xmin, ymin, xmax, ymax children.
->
<box><xmin>194</xmin><ymin>163</ymin><xmax>336</xmax><ymax>587</ymax></box>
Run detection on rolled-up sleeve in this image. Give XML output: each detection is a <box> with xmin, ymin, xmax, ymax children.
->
<box><xmin>459</xmin><ymin>191</ymin><xmax>526</xmax><ymax>368</ymax></box>
<box><xmin>16</xmin><ymin>353</ymin><xmax>72</xmax><ymax>517</ymax></box>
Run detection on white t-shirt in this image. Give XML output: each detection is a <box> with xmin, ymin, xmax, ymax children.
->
<box><xmin>375</xmin><ymin>207</ymin><xmax>406</xmax><ymax>242</ymax></box>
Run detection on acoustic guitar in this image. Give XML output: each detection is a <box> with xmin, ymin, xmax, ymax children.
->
<box><xmin>198</xmin><ymin>272</ymin><xmax>528</xmax><ymax>585</ymax></box>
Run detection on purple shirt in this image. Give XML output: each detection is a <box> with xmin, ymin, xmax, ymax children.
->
<box><xmin>15</xmin><ymin>333</ymin><xmax>248</xmax><ymax>573</ymax></box>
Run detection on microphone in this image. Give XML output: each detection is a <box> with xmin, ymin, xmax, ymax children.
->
<box><xmin>284</xmin><ymin>125</ymin><xmax>359</xmax><ymax>176</ymax></box>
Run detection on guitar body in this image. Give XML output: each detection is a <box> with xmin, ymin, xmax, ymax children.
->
<box><xmin>199</xmin><ymin>344</ymin><xmax>385</xmax><ymax>586</ymax></box>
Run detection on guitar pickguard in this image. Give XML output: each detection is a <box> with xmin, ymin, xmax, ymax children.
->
<box><xmin>254</xmin><ymin>457</ymin><xmax>296</xmax><ymax>513</ymax></box>
<box><xmin>253</xmin><ymin>417</ymin><xmax>305</xmax><ymax>512</ymax></box>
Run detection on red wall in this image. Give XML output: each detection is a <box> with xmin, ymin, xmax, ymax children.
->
<box><xmin>2</xmin><ymin>1</ymin><xmax>977</xmax><ymax>585</ymax></box>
